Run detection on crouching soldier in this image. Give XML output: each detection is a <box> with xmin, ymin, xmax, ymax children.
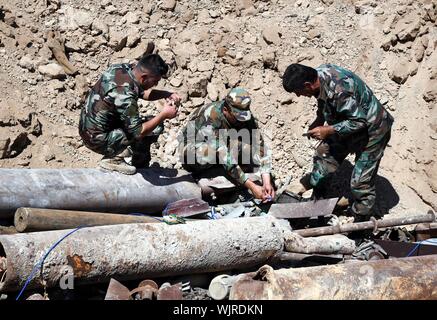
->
<box><xmin>282</xmin><ymin>63</ymin><xmax>394</xmax><ymax>221</ymax></box>
<box><xmin>79</xmin><ymin>54</ymin><xmax>180</xmax><ymax>174</ymax></box>
<box><xmin>179</xmin><ymin>88</ymin><xmax>275</xmax><ymax>202</ymax></box>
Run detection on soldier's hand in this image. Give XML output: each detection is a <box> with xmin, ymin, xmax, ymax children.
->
<box><xmin>250</xmin><ymin>184</ymin><xmax>264</xmax><ymax>200</ymax></box>
<box><xmin>161</xmin><ymin>100</ymin><xmax>178</xmax><ymax>119</ymax></box>
<box><xmin>307</xmin><ymin>126</ymin><xmax>335</xmax><ymax>140</ymax></box>
<box><xmin>169</xmin><ymin>92</ymin><xmax>181</xmax><ymax>106</ymax></box>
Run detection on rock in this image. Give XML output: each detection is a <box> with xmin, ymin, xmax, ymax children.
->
<box><xmin>249</xmin><ymin>69</ymin><xmax>263</xmax><ymax>90</ymax></box>
<box><xmin>29</xmin><ymin>114</ymin><xmax>42</xmax><ymax>137</ymax></box>
<box><xmin>191</xmin><ymin>97</ymin><xmax>205</xmax><ymax>107</ymax></box>
<box><xmin>395</xmin><ymin>14</ymin><xmax>422</xmax><ymax>42</ymax></box>
<box><xmin>315</xmin><ymin>7</ymin><xmax>325</xmax><ymax>14</ymax></box>
<box><xmin>158</xmin><ymin>49</ymin><xmax>177</xmax><ymax>77</ymax></box>
<box><xmin>217</xmin><ymin>47</ymin><xmax>228</xmax><ymax>57</ymax></box>
<box><xmin>48</xmin><ymin>79</ymin><xmax>64</xmax><ymax>92</ymax></box>
<box><xmin>187</xmin><ymin>77</ymin><xmax>208</xmax><ymax>98</ymax></box>
<box><xmin>262</xmin><ymin>26</ymin><xmax>281</xmax><ymax>45</ymax></box>
<box><xmin>173</xmin><ymin>41</ymin><xmax>198</xmax><ymax>68</ymax></box>
<box><xmin>197</xmin><ymin>60</ymin><xmax>215</xmax><ymax>72</ymax></box>
<box><xmin>423</xmin><ymin>79</ymin><xmax>437</xmax><ymax>103</ymax></box>
<box><xmin>161</xmin><ymin>0</ymin><xmax>176</xmax><ymax>11</ymax></box>
<box><xmin>381</xmin><ymin>35</ymin><xmax>397</xmax><ymax>51</ymax></box>
<box><xmin>198</xmin><ymin>9</ymin><xmax>212</xmax><ymax>24</ymax></box>
<box><xmin>292</xmin><ymin>152</ymin><xmax>307</xmax><ymax>168</ymax></box>
<box><xmin>126</xmin><ymin>30</ymin><xmax>141</xmax><ymax>48</ymax></box>
<box><xmin>237</xmin><ymin>0</ymin><xmax>254</xmax><ymax>10</ymax></box>
<box><xmin>307</xmin><ymin>29</ymin><xmax>321</xmax><ymax>39</ymax></box>
<box><xmin>277</xmin><ymin>57</ymin><xmax>290</xmax><ymax>75</ymax></box>
<box><xmin>413</xmin><ymin>40</ymin><xmax>425</xmax><ymax>62</ymax></box>
<box><xmin>18</xmin><ymin>55</ymin><xmax>35</xmax><ymax>71</ymax></box>
<box><xmin>262</xmin><ymin>48</ymin><xmax>276</xmax><ymax>69</ymax></box>
<box><xmin>109</xmin><ymin>29</ymin><xmax>128</xmax><ymax>51</ymax></box>
<box><xmin>170</xmin><ymin>77</ymin><xmax>183</xmax><ymax>88</ymax></box>
<box><xmin>125</xmin><ymin>12</ymin><xmax>140</xmax><ymax>24</ymax></box>
<box><xmin>38</xmin><ymin>63</ymin><xmax>66</xmax><ymax>79</ymax></box>
<box><xmin>60</xmin><ymin>6</ymin><xmax>93</xmax><ymax>30</ymax></box>
<box><xmin>209</xmin><ymin>10</ymin><xmax>220</xmax><ymax>18</ymax></box>
<box><xmin>0</xmin><ymin>138</ymin><xmax>10</xmax><ymax>159</ymax></box>
<box><xmin>388</xmin><ymin>57</ymin><xmax>412</xmax><ymax>84</ymax></box>
<box><xmin>92</xmin><ymin>20</ymin><xmax>109</xmax><ymax>38</ymax></box>
<box><xmin>207</xmin><ymin>82</ymin><xmax>219</xmax><ymax>101</ymax></box>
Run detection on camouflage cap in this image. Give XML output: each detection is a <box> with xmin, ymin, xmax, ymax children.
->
<box><xmin>224</xmin><ymin>87</ymin><xmax>252</xmax><ymax>122</ymax></box>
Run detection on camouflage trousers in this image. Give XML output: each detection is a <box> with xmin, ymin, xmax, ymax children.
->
<box><xmin>79</xmin><ymin>128</ymin><xmax>132</xmax><ymax>157</ymax></box>
<box><xmin>309</xmin><ymin>129</ymin><xmax>392</xmax><ymax>217</ymax></box>
<box><xmin>80</xmin><ymin>116</ymin><xmax>161</xmax><ymax>159</ymax></box>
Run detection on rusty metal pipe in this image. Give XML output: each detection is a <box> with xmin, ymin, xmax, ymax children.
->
<box><xmin>0</xmin><ymin>168</ymin><xmax>202</xmax><ymax>218</ymax></box>
<box><xmin>230</xmin><ymin>255</ymin><xmax>437</xmax><ymax>300</ymax></box>
<box><xmin>14</xmin><ymin>207</ymin><xmax>160</xmax><ymax>233</ymax></box>
<box><xmin>295</xmin><ymin>212</ymin><xmax>436</xmax><ymax>237</ymax></box>
<box><xmin>0</xmin><ymin>216</ymin><xmax>285</xmax><ymax>292</ymax></box>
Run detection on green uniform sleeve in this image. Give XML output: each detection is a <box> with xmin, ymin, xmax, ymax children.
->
<box><xmin>217</xmin><ymin>143</ymin><xmax>249</xmax><ymax>185</ymax></box>
<box><xmin>331</xmin><ymin>92</ymin><xmax>367</xmax><ymax>135</ymax></box>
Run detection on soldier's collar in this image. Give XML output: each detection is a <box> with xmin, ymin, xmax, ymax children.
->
<box><xmin>127</xmin><ymin>64</ymin><xmax>145</xmax><ymax>93</ymax></box>
<box><xmin>317</xmin><ymin>70</ymin><xmax>328</xmax><ymax>101</ymax></box>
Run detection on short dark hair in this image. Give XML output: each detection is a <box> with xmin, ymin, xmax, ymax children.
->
<box><xmin>136</xmin><ymin>54</ymin><xmax>168</xmax><ymax>77</ymax></box>
<box><xmin>282</xmin><ymin>64</ymin><xmax>318</xmax><ymax>92</ymax></box>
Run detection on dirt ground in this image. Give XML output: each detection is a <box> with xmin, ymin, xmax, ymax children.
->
<box><xmin>0</xmin><ymin>0</ymin><xmax>436</xmax><ymax>216</ymax></box>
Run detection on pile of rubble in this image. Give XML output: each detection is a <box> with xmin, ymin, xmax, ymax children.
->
<box><xmin>0</xmin><ymin>167</ymin><xmax>436</xmax><ymax>300</ymax></box>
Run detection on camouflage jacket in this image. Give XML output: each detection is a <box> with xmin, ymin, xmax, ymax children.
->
<box><xmin>79</xmin><ymin>63</ymin><xmax>144</xmax><ymax>144</ymax></box>
<box><xmin>180</xmin><ymin>101</ymin><xmax>272</xmax><ymax>185</ymax></box>
<box><xmin>316</xmin><ymin>64</ymin><xmax>394</xmax><ymax>142</ymax></box>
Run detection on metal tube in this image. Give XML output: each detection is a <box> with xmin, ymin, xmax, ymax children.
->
<box><xmin>14</xmin><ymin>207</ymin><xmax>160</xmax><ymax>233</ymax></box>
<box><xmin>295</xmin><ymin>212</ymin><xmax>435</xmax><ymax>237</ymax></box>
<box><xmin>0</xmin><ymin>168</ymin><xmax>202</xmax><ymax>218</ymax></box>
<box><xmin>0</xmin><ymin>216</ymin><xmax>285</xmax><ymax>292</ymax></box>
<box><xmin>230</xmin><ymin>255</ymin><xmax>437</xmax><ymax>300</ymax></box>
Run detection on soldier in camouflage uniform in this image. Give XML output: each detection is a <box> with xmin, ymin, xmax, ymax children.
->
<box><xmin>179</xmin><ymin>88</ymin><xmax>275</xmax><ymax>202</ymax></box>
<box><xmin>79</xmin><ymin>54</ymin><xmax>180</xmax><ymax>175</ymax></box>
<box><xmin>282</xmin><ymin>63</ymin><xmax>394</xmax><ymax>221</ymax></box>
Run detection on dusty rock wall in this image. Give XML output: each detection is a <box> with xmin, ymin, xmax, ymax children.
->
<box><xmin>0</xmin><ymin>0</ymin><xmax>436</xmax><ymax>215</ymax></box>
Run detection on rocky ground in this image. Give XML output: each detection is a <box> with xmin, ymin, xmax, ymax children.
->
<box><xmin>0</xmin><ymin>0</ymin><xmax>436</xmax><ymax>216</ymax></box>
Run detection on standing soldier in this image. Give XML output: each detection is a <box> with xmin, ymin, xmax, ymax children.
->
<box><xmin>179</xmin><ymin>88</ymin><xmax>275</xmax><ymax>202</ymax></box>
<box><xmin>282</xmin><ymin>63</ymin><xmax>394</xmax><ymax>221</ymax></box>
<box><xmin>79</xmin><ymin>54</ymin><xmax>180</xmax><ymax>174</ymax></box>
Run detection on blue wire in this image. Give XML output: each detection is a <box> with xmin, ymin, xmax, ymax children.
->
<box><xmin>406</xmin><ymin>239</ymin><xmax>437</xmax><ymax>257</ymax></box>
<box><xmin>15</xmin><ymin>226</ymin><xmax>84</xmax><ymax>301</ymax></box>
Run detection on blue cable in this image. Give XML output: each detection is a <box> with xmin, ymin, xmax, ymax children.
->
<box><xmin>406</xmin><ymin>239</ymin><xmax>437</xmax><ymax>257</ymax></box>
<box><xmin>15</xmin><ymin>226</ymin><xmax>84</xmax><ymax>301</ymax></box>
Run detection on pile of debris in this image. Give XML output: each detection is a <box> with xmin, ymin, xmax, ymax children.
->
<box><xmin>1</xmin><ymin>0</ymin><xmax>436</xmax><ymax>217</ymax></box>
<box><xmin>0</xmin><ymin>168</ymin><xmax>436</xmax><ymax>300</ymax></box>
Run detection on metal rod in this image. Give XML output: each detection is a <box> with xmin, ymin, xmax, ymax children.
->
<box><xmin>14</xmin><ymin>207</ymin><xmax>161</xmax><ymax>233</ymax></box>
<box><xmin>295</xmin><ymin>212</ymin><xmax>436</xmax><ymax>237</ymax></box>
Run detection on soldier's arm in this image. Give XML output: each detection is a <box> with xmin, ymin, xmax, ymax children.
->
<box><xmin>308</xmin><ymin>100</ymin><xmax>326</xmax><ymax>130</ymax></box>
<box><xmin>332</xmin><ymin>92</ymin><xmax>367</xmax><ymax>135</ymax></box>
<box><xmin>143</xmin><ymin>89</ymin><xmax>180</xmax><ymax>104</ymax></box>
<box><xmin>216</xmin><ymin>143</ymin><xmax>249</xmax><ymax>185</ymax></box>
